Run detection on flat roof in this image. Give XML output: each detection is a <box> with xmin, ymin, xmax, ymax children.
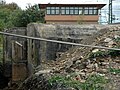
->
<box><xmin>39</xmin><ymin>3</ymin><xmax>106</xmax><ymax>9</ymax></box>
<box><xmin>39</xmin><ymin>0</ymin><xmax>106</xmax><ymax>5</ymax></box>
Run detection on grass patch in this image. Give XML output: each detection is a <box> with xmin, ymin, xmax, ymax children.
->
<box><xmin>109</xmin><ymin>68</ymin><xmax>120</xmax><ymax>74</ymax></box>
<box><xmin>48</xmin><ymin>74</ymin><xmax>108</xmax><ymax>90</ymax></box>
<box><xmin>89</xmin><ymin>51</ymin><xmax>107</xmax><ymax>58</ymax></box>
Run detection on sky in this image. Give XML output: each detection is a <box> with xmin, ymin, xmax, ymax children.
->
<box><xmin>5</xmin><ymin>0</ymin><xmax>108</xmax><ymax>9</ymax></box>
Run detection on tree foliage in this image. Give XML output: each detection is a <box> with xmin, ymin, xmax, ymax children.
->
<box><xmin>17</xmin><ymin>4</ymin><xmax>45</xmax><ymax>27</ymax></box>
<box><xmin>0</xmin><ymin>2</ymin><xmax>45</xmax><ymax>29</ymax></box>
<box><xmin>0</xmin><ymin>1</ymin><xmax>21</xmax><ymax>30</ymax></box>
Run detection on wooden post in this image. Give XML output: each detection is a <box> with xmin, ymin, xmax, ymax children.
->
<box><xmin>12</xmin><ymin>41</ymin><xmax>27</xmax><ymax>82</ymax></box>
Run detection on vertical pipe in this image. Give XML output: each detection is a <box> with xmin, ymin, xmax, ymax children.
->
<box><xmin>109</xmin><ymin>0</ymin><xmax>112</xmax><ymax>24</ymax></box>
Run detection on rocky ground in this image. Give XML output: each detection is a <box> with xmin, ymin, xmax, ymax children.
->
<box><xmin>18</xmin><ymin>25</ymin><xmax>120</xmax><ymax>90</ymax></box>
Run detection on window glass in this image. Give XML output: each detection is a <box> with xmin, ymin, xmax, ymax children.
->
<box><xmin>70</xmin><ymin>7</ymin><xmax>74</xmax><ymax>9</ymax></box>
<box><xmin>66</xmin><ymin>9</ymin><xmax>69</xmax><ymax>14</ymax></box>
<box><xmin>84</xmin><ymin>9</ymin><xmax>88</xmax><ymax>14</ymax></box>
<box><xmin>51</xmin><ymin>7</ymin><xmax>55</xmax><ymax>9</ymax></box>
<box><xmin>66</xmin><ymin>7</ymin><xmax>69</xmax><ymax>9</ymax></box>
<box><xmin>79</xmin><ymin>7</ymin><xmax>83</xmax><ymax>9</ymax></box>
<box><xmin>47</xmin><ymin>7</ymin><xmax>50</xmax><ymax>9</ymax></box>
<box><xmin>79</xmin><ymin>10</ymin><xmax>82</xmax><ymax>14</ymax></box>
<box><xmin>94</xmin><ymin>7</ymin><xmax>97</xmax><ymax>9</ymax></box>
<box><xmin>61</xmin><ymin>7</ymin><xmax>65</xmax><ymax>9</ymax></box>
<box><xmin>89</xmin><ymin>7</ymin><xmax>93</xmax><ymax>9</ymax></box>
<box><xmin>84</xmin><ymin>7</ymin><xmax>89</xmax><ymax>9</ymax></box>
<box><xmin>89</xmin><ymin>9</ymin><xmax>93</xmax><ymax>14</ymax></box>
<box><xmin>75</xmin><ymin>7</ymin><xmax>79</xmax><ymax>9</ymax></box>
<box><xmin>61</xmin><ymin>10</ymin><xmax>65</xmax><ymax>14</ymax></box>
<box><xmin>51</xmin><ymin>10</ymin><xmax>55</xmax><ymax>14</ymax></box>
<box><xmin>75</xmin><ymin>10</ymin><xmax>79</xmax><ymax>14</ymax></box>
<box><xmin>56</xmin><ymin>7</ymin><xmax>59</xmax><ymax>9</ymax></box>
<box><xmin>56</xmin><ymin>9</ymin><xmax>60</xmax><ymax>14</ymax></box>
<box><xmin>84</xmin><ymin>7</ymin><xmax>89</xmax><ymax>15</ymax></box>
<box><xmin>94</xmin><ymin>9</ymin><xmax>98</xmax><ymax>15</ymax></box>
<box><xmin>47</xmin><ymin>10</ymin><xmax>50</xmax><ymax>14</ymax></box>
<box><xmin>70</xmin><ymin>9</ymin><xmax>74</xmax><ymax>14</ymax></box>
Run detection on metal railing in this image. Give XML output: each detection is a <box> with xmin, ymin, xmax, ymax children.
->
<box><xmin>0</xmin><ymin>31</ymin><xmax>120</xmax><ymax>51</ymax></box>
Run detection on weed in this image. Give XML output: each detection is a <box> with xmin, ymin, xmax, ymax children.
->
<box><xmin>81</xmin><ymin>74</ymin><xmax>109</xmax><ymax>90</ymax></box>
<box><xmin>89</xmin><ymin>51</ymin><xmax>107</xmax><ymax>58</ymax></box>
<box><xmin>114</xmin><ymin>37</ymin><xmax>120</xmax><ymax>42</ymax></box>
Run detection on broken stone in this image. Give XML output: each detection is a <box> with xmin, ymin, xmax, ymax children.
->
<box><xmin>80</xmin><ymin>80</ymin><xmax>86</xmax><ymax>83</ymax></box>
<box><xmin>75</xmin><ymin>60</ymin><xmax>81</xmax><ymax>65</ymax></box>
<box><xmin>86</xmin><ymin>64</ymin><xmax>94</xmax><ymax>69</ymax></box>
<box><xmin>35</xmin><ymin>69</ymin><xmax>52</xmax><ymax>76</ymax></box>
<box><xmin>97</xmin><ymin>69</ymin><xmax>108</xmax><ymax>73</ymax></box>
<box><xmin>114</xmin><ymin>60</ymin><xmax>120</xmax><ymax>63</ymax></box>
<box><xmin>101</xmin><ymin>62</ymin><xmax>109</xmax><ymax>66</ymax></box>
<box><xmin>108</xmin><ymin>40</ymin><xmax>115</xmax><ymax>47</ymax></box>
<box><xmin>98</xmin><ymin>73</ymin><xmax>105</xmax><ymax>76</ymax></box>
<box><xmin>114</xmin><ymin>35</ymin><xmax>120</xmax><ymax>39</ymax></box>
<box><xmin>94</xmin><ymin>63</ymin><xmax>99</xmax><ymax>70</ymax></box>
<box><xmin>92</xmin><ymin>49</ymin><xmax>99</xmax><ymax>53</ymax></box>
<box><xmin>104</xmin><ymin>38</ymin><xmax>112</xmax><ymax>42</ymax></box>
<box><xmin>79</xmin><ymin>72</ymin><xmax>86</xmax><ymax>77</ymax></box>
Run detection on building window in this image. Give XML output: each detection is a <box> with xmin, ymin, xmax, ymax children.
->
<box><xmin>66</xmin><ymin>7</ymin><xmax>70</xmax><ymax>15</ymax></box>
<box><xmin>46</xmin><ymin>6</ymin><xmax>98</xmax><ymax>15</ymax></box>
<box><xmin>51</xmin><ymin>9</ymin><xmax>55</xmax><ymax>14</ymax></box>
<box><xmin>70</xmin><ymin>7</ymin><xmax>74</xmax><ymax>14</ymax></box>
<box><xmin>61</xmin><ymin>7</ymin><xmax>65</xmax><ymax>14</ymax></box>
<box><xmin>79</xmin><ymin>7</ymin><xmax>83</xmax><ymax>15</ymax></box>
<box><xmin>47</xmin><ymin>9</ymin><xmax>50</xmax><ymax>14</ymax></box>
<box><xmin>74</xmin><ymin>7</ymin><xmax>79</xmax><ymax>15</ymax></box>
<box><xmin>84</xmin><ymin>7</ymin><xmax>89</xmax><ymax>15</ymax></box>
<box><xmin>89</xmin><ymin>7</ymin><xmax>93</xmax><ymax>15</ymax></box>
<box><xmin>83</xmin><ymin>7</ymin><xmax>98</xmax><ymax>15</ymax></box>
<box><xmin>46</xmin><ymin>7</ymin><xmax>51</xmax><ymax>15</ymax></box>
<box><xmin>56</xmin><ymin>7</ymin><xmax>60</xmax><ymax>14</ymax></box>
<box><xmin>93</xmin><ymin>7</ymin><xmax>98</xmax><ymax>15</ymax></box>
<box><xmin>46</xmin><ymin>7</ymin><xmax>60</xmax><ymax>15</ymax></box>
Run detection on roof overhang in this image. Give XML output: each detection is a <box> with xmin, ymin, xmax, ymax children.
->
<box><xmin>39</xmin><ymin>3</ymin><xmax>106</xmax><ymax>9</ymax></box>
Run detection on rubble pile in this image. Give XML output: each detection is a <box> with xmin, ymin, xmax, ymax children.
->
<box><xmin>19</xmin><ymin>25</ymin><xmax>120</xmax><ymax>90</ymax></box>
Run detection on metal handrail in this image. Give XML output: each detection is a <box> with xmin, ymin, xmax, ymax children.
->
<box><xmin>0</xmin><ymin>31</ymin><xmax>120</xmax><ymax>51</ymax></box>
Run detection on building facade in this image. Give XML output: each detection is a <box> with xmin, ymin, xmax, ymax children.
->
<box><xmin>39</xmin><ymin>3</ymin><xmax>106</xmax><ymax>24</ymax></box>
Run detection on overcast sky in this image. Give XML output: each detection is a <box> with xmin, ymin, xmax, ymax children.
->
<box><xmin>5</xmin><ymin>0</ymin><xmax>109</xmax><ymax>9</ymax></box>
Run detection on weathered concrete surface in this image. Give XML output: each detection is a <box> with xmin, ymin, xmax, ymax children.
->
<box><xmin>4</xmin><ymin>27</ymin><xmax>27</xmax><ymax>61</ymax></box>
<box><xmin>3</xmin><ymin>27</ymin><xmax>27</xmax><ymax>80</ymax></box>
<box><xmin>27</xmin><ymin>23</ymin><xmax>103</xmax><ymax>66</ymax></box>
<box><xmin>4</xmin><ymin>24</ymin><xmax>120</xmax><ymax>67</ymax></box>
<box><xmin>2</xmin><ymin>23</ymin><xmax>120</xmax><ymax>89</ymax></box>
